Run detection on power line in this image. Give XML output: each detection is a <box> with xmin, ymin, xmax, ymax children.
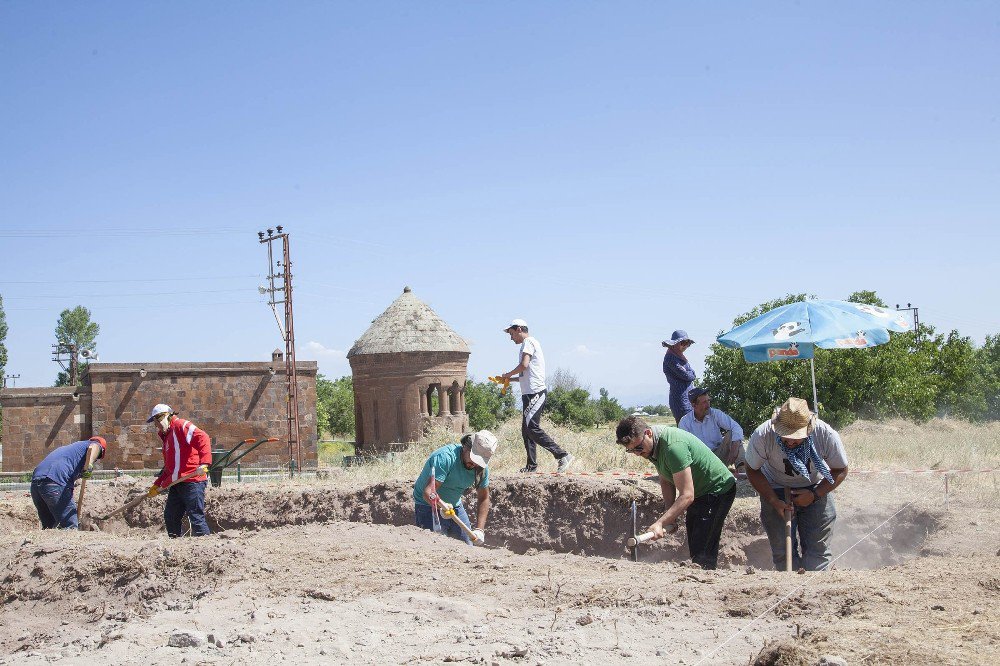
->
<box><xmin>2</xmin><ymin>288</ymin><xmax>258</xmax><ymax>299</ymax></box>
<box><xmin>0</xmin><ymin>228</ymin><xmax>247</xmax><ymax>238</ymax></box>
<box><xmin>0</xmin><ymin>274</ymin><xmax>259</xmax><ymax>285</ymax></box>
<box><xmin>5</xmin><ymin>300</ymin><xmax>262</xmax><ymax>312</ymax></box>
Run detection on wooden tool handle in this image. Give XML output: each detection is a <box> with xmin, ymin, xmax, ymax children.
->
<box><xmin>96</xmin><ymin>465</ymin><xmax>209</xmax><ymax>521</ymax></box>
<box><xmin>784</xmin><ymin>486</ymin><xmax>793</xmax><ymax>572</ymax></box>
<box><xmin>626</xmin><ymin>531</ymin><xmax>655</xmax><ymax>548</ymax></box>
<box><xmin>441</xmin><ymin>506</ymin><xmax>482</xmax><ymax>544</ymax></box>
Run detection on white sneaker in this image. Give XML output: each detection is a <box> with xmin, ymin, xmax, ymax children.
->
<box><xmin>556</xmin><ymin>454</ymin><xmax>574</xmax><ymax>473</ymax></box>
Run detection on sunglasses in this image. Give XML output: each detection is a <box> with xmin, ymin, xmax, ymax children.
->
<box><xmin>618</xmin><ymin>435</ymin><xmax>645</xmax><ymax>453</ymax></box>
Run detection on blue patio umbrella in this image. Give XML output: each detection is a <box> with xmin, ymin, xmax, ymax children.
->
<box><xmin>717</xmin><ymin>300</ymin><xmax>912</xmax><ymax>411</ymax></box>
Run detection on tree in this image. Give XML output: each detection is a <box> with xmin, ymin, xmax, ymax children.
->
<box><xmin>54</xmin><ymin>306</ymin><xmax>100</xmax><ymax>386</ymax></box>
<box><xmin>465</xmin><ymin>376</ymin><xmax>517</xmax><ymax>431</ymax></box>
<box><xmin>315</xmin><ymin>375</ymin><xmax>355</xmax><ymax>437</ymax></box>
<box><xmin>979</xmin><ymin>335</ymin><xmax>1000</xmax><ymax>420</ymax></box>
<box><xmin>545</xmin><ymin>368</ymin><xmax>628</xmax><ymax>429</ymax></box>
<box><xmin>596</xmin><ymin>388</ymin><xmax>627</xmax><ymax>423</ymax></box>
<box><xmin>933</xmin><ymin>330</ymin><xmax>988</xmax><ymax>420</ymax></box>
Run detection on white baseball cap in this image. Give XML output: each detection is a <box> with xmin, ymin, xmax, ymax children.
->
<box><xmin>468</xmin><ymin>430</ymin><xmax>499</xmax><ymax>468</ymax></box>
<box><xmin>504</xmin><ymin>318</ymin><xmax>528</xmax><ymax>331</ymax></box>
<box><xmin>146</xmin><ymin>403</ymin><xmax>173</xmax><ymax>423</ymax></box>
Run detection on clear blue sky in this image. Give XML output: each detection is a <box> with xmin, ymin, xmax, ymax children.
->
<box><xmin>2</xmin><ymin>2</ymin><xmax>998</xmax><ymax>406</ymax></box>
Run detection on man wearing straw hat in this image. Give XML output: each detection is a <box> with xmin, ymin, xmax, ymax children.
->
<box><xmin>745</xmin><ymin>397</ymin><xmax>849</xmax><ymax>571</ymax></box>
<box><xmin>413</xmin><ymin>430</ymin><xmax>498</xmax><ymax>546</ymax></box>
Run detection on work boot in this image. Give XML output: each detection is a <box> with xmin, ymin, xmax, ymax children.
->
<box><xmin>519</xmin><ymin>466</ymin><xmax>537</xmax><ymax>473</ymax></box>
<box><xmin>556</xmin><ymin>454</ymin><xmax>575</xmax><ymax>473</ymax></box>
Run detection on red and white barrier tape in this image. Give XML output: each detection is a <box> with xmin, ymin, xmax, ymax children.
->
<box><xmin>520</xmin><ymin>467</ymin><xmax>997</xmax><ymax>478</ymax></box>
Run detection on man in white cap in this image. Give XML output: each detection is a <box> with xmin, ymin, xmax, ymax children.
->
<box><xmin>147</xmin><ymin>403</ymin><xmax>213</xmax><ymax>537</ymax></box>
<box><xmin>498</xmin><ymin>319</ymin><xmax>573</xmax><ymax>473</ymax></box>
<box><xmin>413</xmin><ymin>430</ymin><xmax>498</xmax><ymax>545</ymax></box>
<box><xmin>745</xmin><ymin>397</ymin><xmax>849</xmax><ymax>571</ymax></box>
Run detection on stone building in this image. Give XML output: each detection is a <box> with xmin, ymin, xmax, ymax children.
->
<box><xmin>348</xmin><ymin>287</ymin><xmax>469</xmax><ymax>451</ymax></box>
<box><xmin>0</xmin><ymin>357</ymin><xmax>317</xmax><ymax>472</ymax></box>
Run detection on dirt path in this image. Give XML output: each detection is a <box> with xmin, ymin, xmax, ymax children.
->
<box><xmin>1</xmin><ymin>475</ymin><xmax>997</xmax><ymax>665</ymax></box>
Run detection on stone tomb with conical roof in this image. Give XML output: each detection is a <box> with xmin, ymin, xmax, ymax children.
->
<box><xmin>347</xmin><ymin>287</ymin><xmax>470</xmax><ymax>451</ymax></box>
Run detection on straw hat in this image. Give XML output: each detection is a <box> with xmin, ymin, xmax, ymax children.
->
<box><xmin>771</xmin><ymin>397</ymin><xmax>815</xmax><ymax>438</ymax></box>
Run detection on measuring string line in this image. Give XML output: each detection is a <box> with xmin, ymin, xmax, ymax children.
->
<box><xmin>692</xmin><ymin>483</ymin><xmax>940</xmax><ymax>666</ymax></box>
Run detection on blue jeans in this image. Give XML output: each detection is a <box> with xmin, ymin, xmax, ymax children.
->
<box><xmin>414</xmin><ymin>501</ymin><xmax>472</xmax><ymax>545</ymax></box>
<box><xmin>164</xmin><ymin>481</ymin><xmax>211</xmax><ymax>537</ymax></box>
<box><xmin>759</xmin><ymin>488</ymin><xmax>836</xmax><ymax>571</ymax></box>
<box><xmin>31</xmin><ymin>479</ymin><xmax>79</xmax><ymax>530</ymax></box>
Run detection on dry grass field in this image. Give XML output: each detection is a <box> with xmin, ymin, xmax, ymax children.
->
<box><xmin>340</xmin><ymin>415</ymin><xmax>1000</xmax><ymax>489</ymax></box>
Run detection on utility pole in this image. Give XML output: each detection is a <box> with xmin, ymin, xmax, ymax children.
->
<box><xmin>2</xmin><ymin>374</ymin><xmax>19</xmax><ymax>389</ymax></box>
<box><xmin>895</xmin><ymin>303</ymin><xmax>920</xmax><ymax>343</ymax></box>
<box><xmin>258</xmin><ymin>226</ymin><xmax>301</xmax><ymax>475</ymax></box>
<box><xmin>51</xmin><ymin>343</ymin><xmax>79</xmax><ymax>385</ymax></box>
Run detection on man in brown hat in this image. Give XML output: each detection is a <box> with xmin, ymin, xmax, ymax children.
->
<box><xmin>745</xmin><ymin>397</ymin><xmax>849</xmax><ymax>571</ymax></box>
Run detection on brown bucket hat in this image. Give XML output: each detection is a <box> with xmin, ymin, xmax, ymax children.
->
<box><xmin>771</xmin><ymin>397</ymin><xmax>815</xmax><ymax>439</ymax></box>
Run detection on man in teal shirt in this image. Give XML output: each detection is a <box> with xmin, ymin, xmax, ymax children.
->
<box><xmin>413</xmin><ymin>430</ymin><xmax>498</xmax><ymax>545</ymax></box>
<box><xmin>615</xmin><ymin>415</ymin><xmax>736</xmax><ymax>569</ymax></box>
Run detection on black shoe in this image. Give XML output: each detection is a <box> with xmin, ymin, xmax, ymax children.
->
<box><xmin>519</xmin><ymin>466</ymin><xmax>537</xmax><ymax>473</ymax></box>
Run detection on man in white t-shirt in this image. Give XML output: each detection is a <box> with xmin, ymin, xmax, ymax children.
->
<box><xmin>499</xmin><ymin>319</ymin><xmax>573</xmax><ymax>473</ymax></box>
<box><xmin>745</xmin><ymin>397</ymin><xmax>849</xmax><ymax>572</ymax></box>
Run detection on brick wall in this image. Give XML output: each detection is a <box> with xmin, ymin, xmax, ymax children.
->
<box><xmin>0</xmin><ymin>388</ymin><xmax>91</xmax><ymax>471</ymax></box>
<box><xmin>0</xmin><ymin>361</ymin><xmax>317</xmax><ymax>472</ymax></box>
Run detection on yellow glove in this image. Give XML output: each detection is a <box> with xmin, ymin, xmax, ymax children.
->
<box><xmin>488</xmin><ymin>376</ymin><xmax>511</xmax><ymax>395</ymax></box>
<box><xmin>147</xmin><ymin>484</ymin><xmax>161</xmax><ymax>497</ymax></box>
<box><xmin>438</xmin><ymin>501</ymin><xmax>455</xmax><ymax>518</ymax></box>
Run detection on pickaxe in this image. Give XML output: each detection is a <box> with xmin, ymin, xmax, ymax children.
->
<box><xmin>76</xmin><ymin>442</ymin><xmax>103</xmax><ymax>523</ymax></box>
<box><xmin>439</xmin><ymin>502</ymin><xmax>483</xmax><ymax>545</ymax></box>
<box><xmin>94</xmin><ymin>465</ymin><xmax>209</xmax><ymax>522</ymax></box>
<box><xmin>625</xmin><ymin>500</ymin><xmax>679</xmax><ymax>561</ymax></box>
<box><xmin>626</xmin><ymin>500</ymin><xmax>653</xmax><ymax>561</ymax></box>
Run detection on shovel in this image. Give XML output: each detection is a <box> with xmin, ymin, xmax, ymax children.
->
<box><xmin>94</xmin><ymin>465</ymin><xmax>209</xmax><ymax>522</ymax></box>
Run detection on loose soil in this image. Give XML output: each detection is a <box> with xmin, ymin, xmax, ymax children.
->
<box><xmin>1</xmin><ymin>474</ymin><xmax>997</xmax><ymax>665</ymax></box>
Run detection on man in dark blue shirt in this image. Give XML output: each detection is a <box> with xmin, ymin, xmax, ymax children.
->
<box><xmin>31</xmin><ymin>436</ymin><xmax>106</xmax><ymax>530</ymax></box>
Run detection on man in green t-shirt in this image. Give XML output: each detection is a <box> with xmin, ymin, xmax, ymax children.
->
<box><xmin>615</xmin><ymin>415</ymin><xmax>737</xmax><ymax>569</ymax></box>
<box><xmin>413</xmin><ymin>430</ymin><xmax>498</xmax><ymax>545</ymax></box>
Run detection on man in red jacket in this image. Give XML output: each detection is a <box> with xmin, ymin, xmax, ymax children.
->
<box><xmin>147</xmin><ymin>403</ymin><xmax>213</xmax><ymax>537</ymax></box>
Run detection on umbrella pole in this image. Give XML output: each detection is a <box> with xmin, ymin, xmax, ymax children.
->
<box><xmin>809</xmin><ymin>357</ymin><xmax>819</xmax><ymax>413</ymax></box>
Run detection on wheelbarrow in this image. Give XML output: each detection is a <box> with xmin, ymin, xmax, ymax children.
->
<box><xmin>209</xmin><ymin>437</ymin><xmax>280</xmax><ymax>487</ymax></box>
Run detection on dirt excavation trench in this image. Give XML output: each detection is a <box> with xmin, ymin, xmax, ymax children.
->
<box><xmin>77</xmin><ymin>475</ymin><xmax>945</xmax><ymax>570</ymax></box>
<box><xmin>2</xmin><ymin>475</ymin><xmax>995</xmax><ymax>665</ymax></box>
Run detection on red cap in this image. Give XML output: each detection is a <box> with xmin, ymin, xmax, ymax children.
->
<box><xmin>89</xmin><ymin>436</ymin><xmax>107</xmax><ymax>457</ymax></box>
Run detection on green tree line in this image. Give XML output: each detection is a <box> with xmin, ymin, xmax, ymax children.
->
<box><xmin>314</xmin><ymin>372</ymin><xmax>628</xmax><ymax>438</ymax></box>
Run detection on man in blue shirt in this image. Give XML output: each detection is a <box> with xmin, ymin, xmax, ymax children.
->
<box><xmin>678</xmin><ymin>387</ymin><xmax>745</xmax><ymax>468</ymax></box>
<box><xmin>662</xmin><ymin>330</ymin><xmax>697</xmax><ymax>422</ymax></box>
<box><xmin>413</xmin><ymin>431</ymin><xmax>498</xmax><ymax>545</ymax></box>
<box><xmin>31</xmin><ymin>436</ymin><xmax>107</xmax><ymax>530</ymax></box>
